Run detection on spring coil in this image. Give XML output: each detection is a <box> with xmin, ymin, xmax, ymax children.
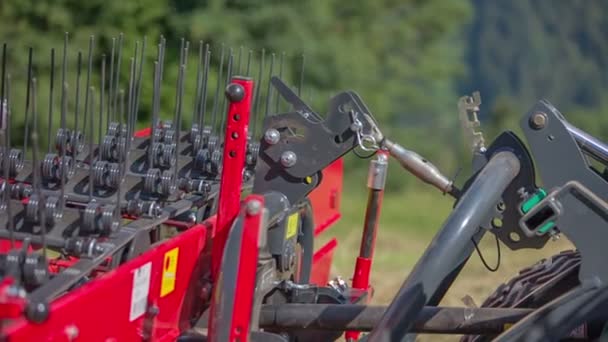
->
<box><xmin>107</xmin><ymin>122</ymin><xmax>126</xmax><ymax>137</ymax></box>
<box><xmin>161</xmin><ymin>143</ymin><xmax>176</xmax><ymax>168</ymax></box>
<box><xmin>82</xmin><ymin>202</ymin><xmax>101</xmax><ymax>234</ymax></box>
<box><xmin>150</xmin><ymin>142</ymin><xmax>163</xmax><ymax>166</ymax></box>
<box><xmin>207</xmin><ymin>150</ymin><xmax>222</xmax><ymax>175</ymax></box>
<box><xmin>100</xmin><ymin>135</ymin><xmax>116</xmax><ymax>161</ymax></box>
<box><xmin>107</xmin><ymin>163</ymin><xmax>121</xmax><ymax>188</ymax></box>
<box><xmin>70</xmin><ymin>130</ymin><xmax>84</xmax><ymax>155</ymax></box>
<box><xmin>163</xmin><ymin>129</ymin><xmax>175</xmax><ymax>144</ymax></box>
<box><xmin>190</xmin><ymin>124</ymin><xmax>200</xmax><ymax>143</ymax></box>
<box><xmin>194</xmin><ymin>149</ymin><xmax>210</xmax><ymax>170</ymax></box>
<box><xmin>160</xmin><ymin>170</ymin><xmax>176</xmax><ymax>196</ymax></box>
<box><xmin>144</xmin><ymin>168</ymin><xmax>161</xmax><ymax>194</ymax></box>
<box><xmin>246</xmin><ymin>141</ymin><xmax>260</xmax><ymax>167</ymax></box>
<box><xmin>25</xmin><ymin>194</ymin><xmax>40</xmax><ymax>223</ymax></box>
<box><xmin>192</xmin><ymin>133</ymin><xmax>202</xmax><ymax>153</ymax></box>
<box><xmin>44</xmin><ymin>196</ymin><xmax>62</xmax><ymax>227</ymax></box>
<box><xmin>54</xmin><ymin>128</ymin><xmax>71</xmax><ymax>153</ymax></box>
<box><xmin>207</xmin><ymin>135</ymin><xmax>219</xmax><ymax>153</ymax></box>
<box><xmin>93</xmin><ymin>161</ymin><xmax>108</xmax><ymax>187</ymax></box>
<box><xmin>41</xmin><ymin>153</ymin><xmax>74</xmax><ymax>183</ymax></box>
<box><xmin>100</xmin><ymin>205</ymin><xmax>118</xmax><ymax>235</ymax></box>
<box><xmin>0</xmin><ymin>148</ymin><xmax>25</xmax><ymax>177</ymax></box>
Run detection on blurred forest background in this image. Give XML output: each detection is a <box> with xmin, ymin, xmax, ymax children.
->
<box><xmin>0</xmin><ymin>0</ymin><xmax>605</xmax><ymax>333</ymax></box>
<box><xmin>1</xmin><ymin>0</ymin><xmax>607</xmax><ymax>188</ymax></box>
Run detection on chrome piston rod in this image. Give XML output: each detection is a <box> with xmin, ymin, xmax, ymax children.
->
<box><xmin>565</xmin><ymin>122</ymin><xmax>608</xmax><ymax>164</ymax></box>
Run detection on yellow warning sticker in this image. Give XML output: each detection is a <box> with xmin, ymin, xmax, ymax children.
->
<box><xmin>286</xmin><ymin>213</ymin><xmax>299</xmax><ymax>239</ymax></box>
<box><xmin>504</xmin><ymin>323</ymin><xmax>513</xmax><ymax>330</ymax></box>
<box><xmin>160</xmin><ymin>247</ymin><xmax>179</xmax><ymax>297</ymax></box>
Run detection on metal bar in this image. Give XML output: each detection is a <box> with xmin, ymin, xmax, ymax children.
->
<box><xmin>494</xmin><ymin>285</ymin><xmax>608</xmax><ymax>341</ymax></box>
<box><xmin>259</xmin><ymin>304</ymin><xmax>532</xmax><ymax>334</ymax></box>
<box><xmin>368</xmin><ymin>151</ymin><xmax>521</xmax><ymax>342</ymax></box>
<box><xmin>565</xmin><ymin>122</ymin><xmax>608</xmax><ymax>164</ymax></box>
<box><xmin>346</xmin><ymin>151</ymin><xmax>388</xmax><ymax>341</ymax></box>
<box><xmin>211</xmin><ymin>77</ymin><xmax>254</xmax><ymax>276</ymax></box>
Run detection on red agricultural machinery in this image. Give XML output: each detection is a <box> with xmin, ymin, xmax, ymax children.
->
<box><xmin>0</xmin><ymin>34</ymin><xmax>606</xmax><ymax>342</ymax></box>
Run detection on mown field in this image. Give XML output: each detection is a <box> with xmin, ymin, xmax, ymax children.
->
<box><xmin>326</xmin><ymin>180</ymin><xmax>573</xmax><ymax>341</ymax></box>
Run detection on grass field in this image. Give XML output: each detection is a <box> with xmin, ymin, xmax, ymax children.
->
<box><xmin>326</xmin><ymin>181</ymin><xmax>573</xmax><ymax>341</ymax></box>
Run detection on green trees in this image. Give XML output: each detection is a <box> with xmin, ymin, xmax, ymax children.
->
<box><xmin>465</xmin><ymin>0</ymin><xmax>608</xmax><ymax>138</ymax></box>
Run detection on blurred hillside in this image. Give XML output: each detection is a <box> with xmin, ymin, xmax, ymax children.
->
<box><xmin>1</xmin><ymin>0</ymin><xmax>606</xmax><ymax>191</ymax></box>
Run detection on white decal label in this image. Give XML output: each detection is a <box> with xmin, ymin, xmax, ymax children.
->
<box><xmin>129</xmin><ymin>262</ymin><xmax>151</xmax><ymax>321</ymax></box>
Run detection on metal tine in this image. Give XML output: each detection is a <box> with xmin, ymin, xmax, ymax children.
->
<box><xmin>82</xmin><ymin>36</ymin><xmax>94</xmax><ymax>153</ymax></box>
<box><xmin>149</xmin><ymin>61</ymin><xmax>160</xmax><ymax>167</ymax></box>
<box><xmin>127</xmin><ymin>43</ymin><xmax>138</xmax><ymax>142</ymax></box>
<box><xmin>275</xmin><ymin>52</ymin><xmax>285</xmax><ymax>114</ymax></box>
<box><xmin>156</xmin><ymin>37</ymin><xmax>166</xmax><ymax>124</ymax></box>
<box><xmin>236</xmin><ymin>46</ymin><xmax>243</xmax><ymax>75</ymax></box>
<box><xmin>118</xmin><ymin>89</ymin><xmax>125</xmax><ymax>169</ymax></box>
<box><xmin>219</xmin><ymin>49</ymin><xmax>234</xmax><ymax>135</ymax></box>
<box><xmin>88</xmin><ymin>86</ymin><xmax>95</xmax><ymax>200</ymax></box>
<box><xmin>73</xmin><ymin>51</ymin><xmax>82</xmax><ymax>151</ymax></box>
<box><xmin>245</xmin><ymin>49</ymin><xmax>252</xmax><ymax>77</ymax></box>
<box><xmin>252</xmin><ymin>49</ymin><xmax>265</xmax><ymax>138</ymax></box>
<box><xmin>159</xmin><ymin>36</ymin><xmax>166</xmax><ymax>83</ymax></box>
<box><xmin>158</xmin><ymin>36</ymin><xmax>166</xmax><ymax>123</ymax></box>
<box><xmin>132</xmin><ymin>37</ymin><xmax>146</xmax><ymax>134</ymax></box>
<box><xmin>174</xmin><ymin>64</ymin><xmax>185</xmax><ymax>177</ymax></box>
<box><xmin>31</xmin><ymin>77</ymin><xmax>47</xmax><ymax>258</ymax></box>
<box><xmin>175</xmin><ymin>40</ymin><xmax>188</xmax><ymax>136</ymax></box>
<box><xmin>47</xmin><ymin>48</ymin><xmax>55</xmax><ymax>152</ymax></box>
<box><xmin>210</xmin><ymin>44</ymin><xmax>225</xmax><ymax>134</ymax></box>
<box><xmin>182</xmin><ymin>40</ymin><xmax>190</xmax><ymax>66</ymax></box>
<box><xmin>59</xmin><ymin>82</ymin><xmax>68</xmax><ymax>208</ymax></box>
<box><xmin>6</xmin><ymin>73</ymin><xmax>15</xmax><ymax>249</ymax></box>
<box><xmin>298</xmin><ymin>54</ymin><xmax>305</xmax><ymax>97</ymax></box>
<box><xmin>1</xmin><ymin>43</ymin><xmax>14</xmax><ymax>247</ymax></box>
<box><xmin>127</xmin><ymin>55</ymin><xmax>135</xmax><ymax>151</ymax></box>
<box><xmin>192</xmin><ymin>41</ymin><xmax>204</xmax><ymax>135</ymax></box>
<box><xmin>197</xmin><ymin>45</ymin><xmax>211</xmax><ymax>134</ymax></box>
<box><xmin>264</xmin><ymin>53</ymin><xmax>275</xmax><ymax>118</ymax></box>
<box><xmin>23</xmin><ymin>48</ymin><xmax>33</xmax><ymax>158</ymax></box>
<box><xmin>113</xmin><ymin>33</ymin><xmax>124</xmax><ymax>131</ymax></box>
<box><xmin>107</xmin><ymin>37</ymin><xmax>115</xmax><ymax>129</ymax></box>
<box><xmin>178</xmin><ymin>38</ymin><xmax>185</xmax><ymax>70</ymax></box>
<box><xmin>99</xmin><ymin>55</ymin><xmax>105</xmax><ymax>155</ymax></box>
<box><xmin>60</xmin><ymin>33</ymin><xmax>68</xmax><ymax>152</ymax></box>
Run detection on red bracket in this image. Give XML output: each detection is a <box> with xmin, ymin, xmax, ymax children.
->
<box><xmin>211</xmin><ymin>77</ymin><xmax>254</xmax><ymax>278</ymax></box>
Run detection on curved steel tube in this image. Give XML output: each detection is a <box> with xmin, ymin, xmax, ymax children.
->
<box><xmin>367</xmin><ymin>151</ymin><xmax>521</xmax><ymax>342</ymax></box>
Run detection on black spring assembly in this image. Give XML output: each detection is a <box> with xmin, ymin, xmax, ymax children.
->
<box><xmin>41</xmin><ymin>153</ymin><xmax>74</xmax><ymax>184</ymax></box>
<box><xmin>0</xmin><ymin>147</ymin><xmax>24</xmax><ymax>177</ymax></box>
<box><xmin>81</xmin><ymin>202</ymin><xmax>119</xmax><ymax>236</ymax></box>
<box><xmin>92</xmin><ymin>161</ymin><xmax>121</xmax><ymax>189</ymax></box>
<box><xmin>143</xmin><ymin>168</ymin><xmax>176</xmax><ymax>197</ymax></box>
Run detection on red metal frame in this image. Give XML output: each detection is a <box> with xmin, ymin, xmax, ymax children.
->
<box><xmin>211</xmin><ymin>77</ymin><xmax>253</xmax><ymax>278</ymax></box>
<box><xmin>308</xmin><ymin>159</ymin><xmax>343</xmax><ymax>285</ymax></box>
<box><xmin>4</xmin><ymin>220</ymin><xmax>212</xmax><ymax>341</ymax></box>
<box><xmin>0</xmin><ymin>75</ymin><xmax>348</xmax><ymax>341</ymax></box>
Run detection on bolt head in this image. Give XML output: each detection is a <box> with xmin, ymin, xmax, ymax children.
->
<box><xmin>264</xmin><ymin>129</ymin><xmax>280</xmax><ymax>145</ymax></box>
<box><xmin>246</xmin><ymin>199</ymin><xmax>262</xmax><ymax>216</ymax></box>
<box><xmin>280</xmin><ymin>151</ymin><xmax>297</xmax><ymax>168</ymax></box>
<box><xmin>530</xmin><ymin>112</ymin><xmax>547</xmax><ymax>130</ymax></box>
<box><xmin>225</xmin><ymin>83</ymin><xmax>245</xmax><ymax>102</ymax></box>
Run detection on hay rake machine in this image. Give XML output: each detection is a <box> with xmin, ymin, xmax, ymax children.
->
<box><xmin>0</xmin><ymin>32</ymin><xmax>607</xmax><ymax>342</ymax></box>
